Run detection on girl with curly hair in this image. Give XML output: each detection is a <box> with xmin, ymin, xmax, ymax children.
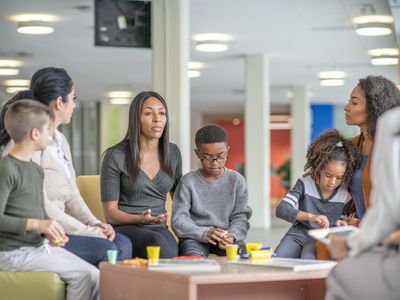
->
<box><xmin>344</xmin><ymin>75</ymin><xmax>400</xmax><ymax>225</ymax></box>
<box><xmin>274</xmin><ymin>129</ymin><xmax>359</xmax><ymax>259</ymax></box>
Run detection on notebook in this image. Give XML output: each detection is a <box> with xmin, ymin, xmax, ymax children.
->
<box><xmin>148</xmin><ymin>259</ymin><xmax>221</xmax><ymax>272</ymax></box>
<box><xmin>233</xmin><ymin>257</ymin><xmax>337</xmax><ymax>272</ymax></box>
<box><xmin>308</xmin><ymin>225</ymin><xmax>359</xmax><ymax>244</ymax></box>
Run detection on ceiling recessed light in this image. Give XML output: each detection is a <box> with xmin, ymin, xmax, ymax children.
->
<box><xmin>319</xmin><ymin>79</ymin><xmax>345</xmax><ymax>86</ymax></box>
<box><xmin>351</xmin><ymin>15</ymin><xmax>393</xmax><ymax>24</ymax></box>
<box><xmin>367</xmin><ymin>48</ymin><xmax>399</xmax><ymax>56</ymax></box>
<box><xmin>0</xmin><ymin>60</ymin><xmax>22</xmax><ymax>68</ymax></box>
<box><xmin>187</xmin><ymin>70</ymin><xmax>201</xmax><ymax>78</ymax></box>
<box><xmin>191</xmin><ymin>33</ymin><xmax>233</xmax><ymax>42</ymax></box>
<box><xmin>4</xmin><ymin>79</ymin><xmax>30</xmax><ymax>86</ymax></box>
<box><xmin>352</xmin><ymin>15</ymin><xmax>393</xmax><ymax>36</ymax></box>
<box><xmin>195</xmin><ymin>41</ymin><xmax>229</xmax><ymax>52</ymax></box>
<box><xmin>0</xmin><ymin>68</ymin><xmax>19</xmax><ymax>76</ymax></box>
<box><xmin>109</xmin><ymin>98</ymin><xmax>131</xmax><ymax>105</ymax></box>
<box><xmin>318</xmin><ymin>71</ymin><xmax>347</xmax><ymax>79</ymax></box>
<box><xmin>6</xmin><ymin>86</ymin><xmax>28</xmax><ymax>94</ymax></box>
<box><xmin>10</xmin><ymin>14</ymin><xmax>59</xmax><ymax>22</ymax></box>
<box><xmin>370</xmin><ymin>56</ymin><xmax>398</xmax><ymax>65</ymax></box>
<box><xmin>188</xmin><ymin>61</ymin><xmax>206</xmax><ymax>69</ymax></box>
<box><xmin>107</xmin><ymin>91</ymin><xmax>133</xmax><ymax>98</ymax></box>
<box><xmin>192</xmin><ymin>33</ymin><xmax>233</xmax><ymax>53</ymax></box>
<box><xmin>17</xmin><ymin>21</ymin><xmax>54</xmax><ymax>34</ymax></box>
<box><xmin>368</xmin><ymin>48</ymin><xmax>399</xmax><ymax>66</ymax></box>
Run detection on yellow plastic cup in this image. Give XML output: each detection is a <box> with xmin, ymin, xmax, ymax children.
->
<box><xmin>226</xmin><ymin>244</ymin><xmax>239</xmax><ymax>262</ymax></box>
<box><xmin>146</xmin><ymin>246</ymin><xmax>160</xmax><ymax>265</ymax></box>
<box><xmin>245</xmin><ymin>243</ymin><xmax>263</xmax><ymax>254</ymax></box>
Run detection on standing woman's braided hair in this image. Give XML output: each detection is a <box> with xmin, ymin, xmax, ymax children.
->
<box><xmin>305</xmin><ymin>129</ymin><xmax>360</xmax><ymax>187</ymax></box>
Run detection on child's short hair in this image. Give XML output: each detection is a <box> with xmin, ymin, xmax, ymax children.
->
<box><xmin>195</xmin><ymin>125</ymin><xmax>228</xmax><ymax>146</ymax></box>
<box><xmin>4</xmin><ymin>99</ymin><xmax>54</xmax><ymax>143</ymax></box>
<box><xmin>304</xmin><ymin>129</ymin><xmax>359</xmax><ymax>187</ymax></box>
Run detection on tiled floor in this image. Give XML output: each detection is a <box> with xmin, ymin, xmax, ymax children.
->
<box><xmin>246</xmin><ymin>216</ymin><xmax>291</xmax><ymax>248</ymax></box>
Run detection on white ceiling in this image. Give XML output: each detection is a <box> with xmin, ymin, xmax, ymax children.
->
<box><xmin>0</xmin><ymin>0</ymin><xmax>399</xmax><ymax>114</ymax></box>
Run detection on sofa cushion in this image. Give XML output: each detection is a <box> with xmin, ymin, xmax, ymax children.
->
<box><xmin>0</xmin><ymin>271</ymin><xmax>65</xmax><ymax>300</ymax></box>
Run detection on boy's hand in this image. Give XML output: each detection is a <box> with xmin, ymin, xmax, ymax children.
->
<box><xmin>218</xmin><ymin>232</ymin><xmax>235</xmax><ymax>250</ymax></box>
<box><xmin>141</xmin><ymin>209</ymin><xmax>169</xmax><ymax>225</ymax></box>
<box><xmin>310</xmin><ymin>214</ymin><xmax>329</xmax><ymax>228</ymax></box>
<box><xmin>206</xmin><ymin>228</ymin><xmax>226</xmax><ymax>245</ymax></box>
<box><xmin>36</xmin><ymin>219</ymin><xmax>67</xmax><ymax>247</ymax></box>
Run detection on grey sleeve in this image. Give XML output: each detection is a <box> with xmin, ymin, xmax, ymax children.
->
<box><xmin>171</xmin><ymin>145</ymin><xmax>182</xmax><ymax>192</ymax></box>
<box><xmin>100</xmin><ymin>149</ymin><xmax>122</xmax><ymax>202</ymax></box>
<box><xmin>171</xmin><ymin>181</ymin><xmax>210</xmax><ymax>242</ymax></box>
<box><xmin>228</xmin><ymin>176</ymin><xmax>252</xmax><ymax>242</ymax></box>
<box><xmin>276</xmin><ymin>178</ymin><xmax>304</xmax><ymax>224</ymax></box>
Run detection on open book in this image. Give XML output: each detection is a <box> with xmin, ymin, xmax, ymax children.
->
<box><xmin>148</xmin><ymin>259</ymin><xmax>221</xmax><ymax>272</ymax></box>
<box><xmin>233</xmin><ymin>257</ymin><xmax>337</xmax><ymax>272</ymax></box>
<box><xmin>308</xmin><ymin>225</ymin><xmax>359</xmax><ymax>244</ymax></box>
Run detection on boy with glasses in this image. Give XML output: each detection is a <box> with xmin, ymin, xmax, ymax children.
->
<box><xmin>172</xmin><ymin>125</ymin><xmax>252</xmax><ymax>257</ymax></box>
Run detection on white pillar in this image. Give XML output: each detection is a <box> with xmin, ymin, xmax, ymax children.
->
<box><xmin>290</xmin><ymin>86</ymin><xmax>310</xmax><ymax>188</ymax></box>
<box><xmin>245</xmin><ymin>54</ymin><xmax>271</xmax><ymax>229</ymax></box>
<box><xmin>152</xmin><ymin>0</ymin><xmax>190</xmax><ymax>174</ymax></box>
<box><xmin>190</xmin><ymin>110</ymin><xmax>203</xmax><ymax>171</ymax></box>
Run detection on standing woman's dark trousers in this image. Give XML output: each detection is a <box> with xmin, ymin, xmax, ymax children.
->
<box><xmin>114</xmin><ymin>224</ymin><xmax>178</xmax><ymax>258</ymax></box>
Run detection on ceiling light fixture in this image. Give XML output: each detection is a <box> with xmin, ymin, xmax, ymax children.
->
<box><xmin>352</xmin><ymin>14</ymin><xmax>393</xmax><ymax>36</ymax></box>
<box><xmin>187</xmin><ymin>70</ymin><xmax>201</xmax><ymax>78</ymax></box>
<box><xmin>319</xmin><ymin>79</ymin><xmax>345</xmax><ymax>86</ymax></box>
<box><xmin>11</xmin><ymin>14</ymin><xmax>58</xmax><ymax>22</ymax></box>
<box><xmin>0</xmin><ymin>60</ymin><xmax>22</xmax><ymax>68</ymax></box>
<box><xmin>4</xmin><ymin>79</ymin><xmax>30</xmax><ymax>87</ymax></box>
<box><xmin>109</xmin><ymin>98</ymin><xmax>131</xmax><ymax>105</ymax></box>
<box><xmin>6</xmin><ymin>86</ymin><xmax>28</xmax><ymax>94</ymax></box>
<box><xmin>368</xmin><ymin>48</ymin><xmax>399</xmax><ymax>66</ymax></box>
<box><xmin>17</xmin><ymin>21</ymin><xmax>54</xmax><ymax>35</ymax></box>
<box><xmin>188</xmin><ymin>61</ymin><xmax>206</xmax><ymax>69</ymax></box>
<box><xmin>318</xmin><ymin>70</ymin><xmax>346</xmax><ymax>86</ymax></box>
<box><xmin>318</xmin><ymin>71</ymin><xmax>347</xmax><ymax>79</ymax></box>
<box><xmin>0</xmin><ymin>68</ymin><xmax>19</xmax><ymax>76</ymax></box>
<box><xmin>192</xmin><ymin>33</ymin><xmax>232</xmax><ymax>53</ymax></box>
<box><xmin>107</xmin><ymin>91</ymin><xmax>133</xmax><ymax>98</ymax></box>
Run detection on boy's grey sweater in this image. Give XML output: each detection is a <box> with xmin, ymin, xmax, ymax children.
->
<box><xmin>172</xmin><ymin>168</ymin><xmax>252</xmax><ymax>242</ymax></box>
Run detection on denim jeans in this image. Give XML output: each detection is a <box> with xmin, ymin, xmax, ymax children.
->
<box><xmin>64</xmin><ymin>233</ymin><xmax>132</xmax><ymax>267</ymax></box>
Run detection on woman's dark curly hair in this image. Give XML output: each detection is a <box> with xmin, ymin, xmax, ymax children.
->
<box><xmin>304</xmin><ymin>129</ymin><xmax>360</xmax><ymax>188</ymax></box>
<box><xmin>358</xmin><ymin>75</ymin><xmax>400</xmax><ymax>140</ymax></box>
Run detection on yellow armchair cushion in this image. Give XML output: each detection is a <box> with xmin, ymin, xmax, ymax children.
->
<box><xmin>76</xmin><ymin>175</ymin><xmax>106</xmax><ymax>223</ymax></box>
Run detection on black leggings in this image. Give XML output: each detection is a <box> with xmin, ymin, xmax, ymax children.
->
<box><xmin>114</xmin><ymin>224</ymin><xmax>178</xmax><ymax>258</ymax></box>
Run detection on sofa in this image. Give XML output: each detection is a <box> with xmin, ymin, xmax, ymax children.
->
<box><xmin>0</xmin><ymin>271</ymin><xmax>65</xmax><ymax>300</ymax></box>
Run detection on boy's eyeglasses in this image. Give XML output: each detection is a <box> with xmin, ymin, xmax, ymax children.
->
<box><xmin>199</xmin><ymin>154</ymin><xmax>228</xmax><ymax>163</ymax></box>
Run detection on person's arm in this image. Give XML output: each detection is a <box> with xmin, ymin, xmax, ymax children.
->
<box><xmin>276</xmin><ymin>178</ymin><xmax>329</xmax><ymax>228</ymax></box>
<box><xmin>171</xmin><ymin>181</ymin><xmax>212</xmax><ymax>242</ymax></box>
<box><xmin>102</xmin><ymin>201</ymin><xmax>168</xmax><ymax>225</ymax></box>
<box><xmin>347</xmin><ymin>109</ymin><xmax>400</xmax><ymax>256</ymax></box>
<box><xmin>227</xmin><ymin>174</ymin><xmax>252</xmax><ymax>242</ymax></box>
<box><xmin>0</xmin><ymin>166</ymin><xmax>28</xmax><ymax>234</ymax></box>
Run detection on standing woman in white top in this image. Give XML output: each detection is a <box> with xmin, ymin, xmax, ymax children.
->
<box><xmin>0</xmin><ymin>67</ymin><xmax>132</xmax><ymax>266</ymax></box>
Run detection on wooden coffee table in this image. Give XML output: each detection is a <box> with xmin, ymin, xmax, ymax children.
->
<box><xmin>100</xmin><ymin>258</ymin><xmax>329</xmax><ymax>300</ymax></box>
